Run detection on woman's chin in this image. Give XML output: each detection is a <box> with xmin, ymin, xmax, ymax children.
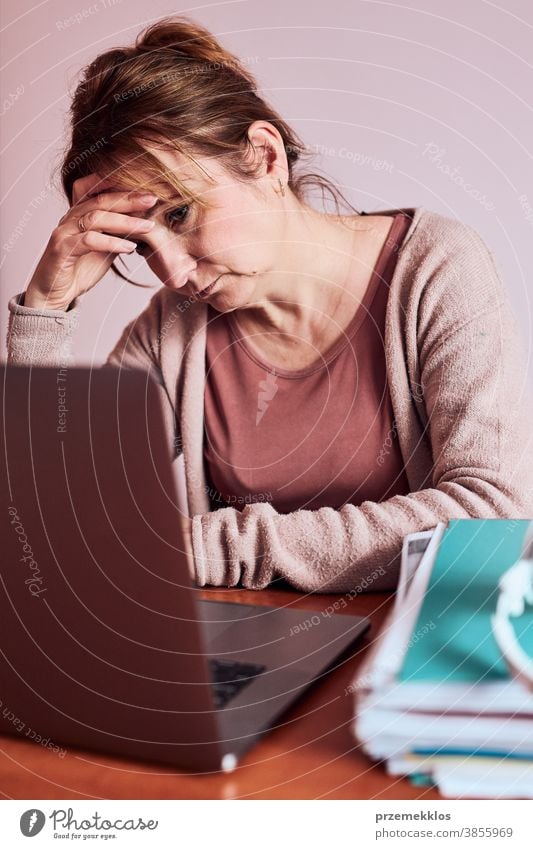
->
<box><xmin>205</xmin><ymin>276</ymin><xmax>254</xmax><ymax>312</ymax></box>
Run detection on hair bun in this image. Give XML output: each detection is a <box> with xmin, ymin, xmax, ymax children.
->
<box><xmin>137</xmin><ymin>15</ymin><xmax>243</xmax><ymax>75</ymax></box>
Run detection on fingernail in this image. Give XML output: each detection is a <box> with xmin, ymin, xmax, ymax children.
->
<box><xmin>138</xmin><ymin>194</ymin><xmax>157</xmax><ymax>205</ymax></box>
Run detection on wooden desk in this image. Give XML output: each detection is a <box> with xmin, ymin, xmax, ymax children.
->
<box><xmin>0</xmin><ymin>587</ymin><xmax>441</xmax><ymax>800</ymax></box>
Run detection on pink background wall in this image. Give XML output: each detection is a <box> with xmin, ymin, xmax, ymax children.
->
<box><xmin>2</xmin><ymin>0</ymin><xmax>532</xmax><ymax>385</ymax></box>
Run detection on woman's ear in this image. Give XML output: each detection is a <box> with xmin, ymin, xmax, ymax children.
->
<box><xmin>246</xmin><ymin>121</ymin><xmax>288</xmax><ymax>180</ymax></box>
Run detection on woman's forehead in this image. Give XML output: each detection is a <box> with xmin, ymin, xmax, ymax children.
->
<box><xmin>143</xmin><ymin>143</ymin><xmax>216</xmax><ymax>185</ymax></box>
<box><xmin>96</xmin><ymin>144</ymin><xmax>221</xmax><ymax>205</ymax></box>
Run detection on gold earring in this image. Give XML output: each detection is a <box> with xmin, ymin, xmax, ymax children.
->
<box><xmin>275</xmin><ymin>177</ymin><xmax>286</xmax><ymax>197</ymax></box>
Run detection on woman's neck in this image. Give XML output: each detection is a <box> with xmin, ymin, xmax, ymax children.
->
<box><xmin>234</xmin><ymin>205</ymin><xmax>391</xmax><ymax>350</ymax></box>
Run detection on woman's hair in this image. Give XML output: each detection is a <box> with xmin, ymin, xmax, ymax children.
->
<box><xmin>56</xmin><ymin>15</ymin><xmax>360</xmax><ymax>285</ymax></box>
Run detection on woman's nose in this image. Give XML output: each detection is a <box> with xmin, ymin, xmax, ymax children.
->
<box><xmin>158</xmin><ymin>240</ymin><xmax>198</xmax><ymax>289</ymax></box>
<box><xmin>170</xmin><ymin>264</ymin><xmax>198</xmax><ymax>289</ymax></box>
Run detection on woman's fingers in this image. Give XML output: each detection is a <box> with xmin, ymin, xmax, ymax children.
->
<box><xmin>71</xmin><ymin>172</ymin><xmax>115</xmax><ymax>206</ymax></box>
<box><xmin>65</xmin><ymin>189</ymin><xmax>159</xmax><ymax>240</ymax></box>
<box><xmin>66</xmin><ymin>229</ymin><xmax>139</xmax><ymax>257</ymax></box>
<box><xmin>66</xmin><ymin>172</ymin><xmax>155</xmax><ymax>248</ymax></box>
<box><xmin>68</xmin><ymin>207</ymin><xmax>156</xmax><ymax>239</ymax></box>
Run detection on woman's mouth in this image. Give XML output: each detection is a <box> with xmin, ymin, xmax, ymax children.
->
<box><xmin>194</xmin><ymin>275</ymin><xmax>223</xmax><ymax>299</ymax></box>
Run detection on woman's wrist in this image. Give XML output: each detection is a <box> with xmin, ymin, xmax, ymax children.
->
<box><xmin>23</xmin><ymin>286</ymin><xmax>73</xmax><ymax>312</ymax></box>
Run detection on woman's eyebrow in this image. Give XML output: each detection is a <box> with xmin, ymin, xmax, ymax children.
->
<box><xmin>142</xmin><ymin>195</ymin><xmax>188</xmax><ymax>219</ymax></box>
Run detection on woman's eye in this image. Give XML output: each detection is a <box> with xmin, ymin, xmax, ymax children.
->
<box><xmin>133</xmin><ymin>204</ymin><xmax>192</xmax><ymax>255</ymax></box>
<box><xmin>167</xmin><ymin>204</ymin><xmax>191</xmax><ymax>227</ymax></box>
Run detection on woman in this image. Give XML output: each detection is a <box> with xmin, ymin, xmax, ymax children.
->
<box><xmin>7</xmin><ymin>16</ymin><xmax>533</xmax><ymax>592</ymax></box>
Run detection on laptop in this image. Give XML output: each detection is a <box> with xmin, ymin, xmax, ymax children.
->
<box><xmin>0</xmin><ymin>364</ymin><xmax>370</xmax><ymax>772</ymax></box>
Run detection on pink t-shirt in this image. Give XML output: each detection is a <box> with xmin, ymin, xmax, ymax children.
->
<box><xmin>203</xmin><ymin>211</ymin><xmax>412</xmax><ymax>513</ymax></box>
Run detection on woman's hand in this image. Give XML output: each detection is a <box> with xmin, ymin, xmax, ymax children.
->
<box><xmin>179</xmin><ymin>514</ymin><xmax>195</xmax><ymax>582</ymax></box>
<box><xmin>24</xmin><ymin>172</ymin><xmax>158</xmax><ymax>311</ymax></box>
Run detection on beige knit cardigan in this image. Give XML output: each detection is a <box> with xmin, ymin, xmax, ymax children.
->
<box><xmin>7</xmin><ymin>206</ymin><xmax>533</xmax><ymax>592</ymax></box>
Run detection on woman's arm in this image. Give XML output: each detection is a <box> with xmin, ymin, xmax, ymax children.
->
<box><xmin>191</xmin><ymin>236</ymin><xmax>533</xmax><ymax>594</ymax></box>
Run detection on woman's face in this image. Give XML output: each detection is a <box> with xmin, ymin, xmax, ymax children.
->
<box><xmin>126</xmin><ymin>145</ymin><xmax>288</xmax><ymax>312</ymax></box>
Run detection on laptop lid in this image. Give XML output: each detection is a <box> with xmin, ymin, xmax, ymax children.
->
<box><xmin>1</xmin><ymin>364</ymin><xmax>371</xmax><ymax>772</ymax></box>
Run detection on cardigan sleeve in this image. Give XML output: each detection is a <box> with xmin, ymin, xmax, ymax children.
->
<box><xmin>6</xmin><ymin>292</ymin><xmax>84</xmax><ymax>366</ymax></box>
<box><xmin>191</xmin><ymin>237</ymin><xmax>533</xmax><ymax>593</ymax></box>
<box><xmin>6</xmin><ymin>290</ymin><xmax>157</xmax><ymax>370</ymax></box>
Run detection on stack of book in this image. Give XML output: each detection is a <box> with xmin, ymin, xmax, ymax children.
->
<box><xmin>352</xmin><ymin>518</ymin><xmax>533</xmax><ymax>798</ymax></box>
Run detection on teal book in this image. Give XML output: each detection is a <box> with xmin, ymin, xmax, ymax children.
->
<box><xmin>398</xmin><ymin>519</ymin><xmax>533</xmax><ymax>684</ymax></box>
